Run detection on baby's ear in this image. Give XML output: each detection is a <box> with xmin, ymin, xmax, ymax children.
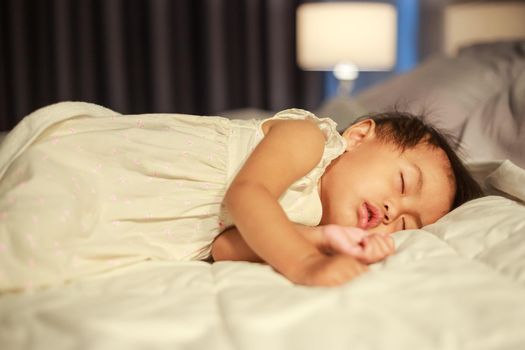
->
<box><xmin>342</xmin><ymin>119</ymin><xmax>376</xmax><ymax>150</ymax></box>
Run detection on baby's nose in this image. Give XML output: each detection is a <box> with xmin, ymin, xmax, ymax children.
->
<box><xmin>383</xmin><ymin>204</ymin><xmax>390</xmax><ymax>222</ymax></box>
<box><xmin>383</xmin><ymin>202</ymin><xmax>399</xmax><ymax>223</ymax></box>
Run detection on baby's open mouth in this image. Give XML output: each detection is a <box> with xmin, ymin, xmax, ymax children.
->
<box><xmin>359</xmin><ymin>202</ymin><xmax>381</xmax><ymax>229</ymax></box>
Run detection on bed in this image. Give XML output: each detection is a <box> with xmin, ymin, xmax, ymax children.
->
<box><xmin>1</xmin><ymin>40</ymin><xmax>525</xmax><ymax>349</ymax></box>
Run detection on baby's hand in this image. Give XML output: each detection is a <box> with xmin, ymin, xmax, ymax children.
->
<box><xmin>321</xmin><ymin>224</ymin><xmax>368</xmax><ymax>255</ymax></box>
<box><xmin>320</xmin><ymin>224</ymin><xmax>395</xmax><ymax>264</ymax></box>
<box><xmin>287</xmin><ymin>253</ymin><xmax>368</xmax><ymax>287</ymax></box>
<box><xmin>355</xmin><ymin>233</ymin><xmax>396</xmax><ymax>264</ymax></box>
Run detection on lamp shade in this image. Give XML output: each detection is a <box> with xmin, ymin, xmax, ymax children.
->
<box><xmin>444</xmin><ymin>2</ymin><xmax>525</xmax><ymax>55</ymax></box>
<box><xmin>296</xmin><ymin>2</ymin><xmax>397</xmax><ymax>71</ymax></box>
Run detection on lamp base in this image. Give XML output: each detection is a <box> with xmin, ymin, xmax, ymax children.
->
<box><xmin>336</xmin><ymin>79</ymin><xmax>356</xmax><ymax>97</ymax></box>
<box><xmin>333</xmin><ymin>62</ymin><xmax>358</xmax><ymax>97</ymax></box>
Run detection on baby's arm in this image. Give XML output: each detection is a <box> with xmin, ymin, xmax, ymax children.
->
<box><xmin>224</xmin><ymin>119</ymin><xmax>367</xmax><ymax>286</ymax></box>
<box><xmin>212</xmin><ymin>226</ymin><xmax>264</xmax><ymax>263</ymax></box>
<box><xmin>212</xmin><ymin>224</ymin><xmax>395</xmax><ymax>264</ymax></box>
<box><xmin>212</xmin><ymin>223</ymin><xmax>323</xmax><ymax>263</ymax></box>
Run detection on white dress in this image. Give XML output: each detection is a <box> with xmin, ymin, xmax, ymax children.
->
<box><xmin>0</xmin><ymin>103</ymin><xmax>347</xmax><ymax>291</ymax></box>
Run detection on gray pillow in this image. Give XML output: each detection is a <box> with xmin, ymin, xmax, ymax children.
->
<box><xmin>318</xmin><ymin>41</ymin><xmax>525</xmax><ymax>139</ymax></box>
<box><xmin>461</xmin><ymin>65</ymin><xmax>525</xmax><ymax>168</ymax></box>
<box><xmin>353</xmin><ymin>56</ymin><xmax>504</xmax><ymax>137</ymax></box>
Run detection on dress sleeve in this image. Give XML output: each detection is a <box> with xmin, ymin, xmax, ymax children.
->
<box><xmin>256</xmin><ymin>108</ymin><xmax>348</xmax><ymax>184</ymax></box>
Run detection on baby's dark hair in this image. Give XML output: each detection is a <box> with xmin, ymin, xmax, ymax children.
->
<box><xmin>342</xmin><ymin>110</ymin><xmax>484</xmax><ymax>210</ymax></box>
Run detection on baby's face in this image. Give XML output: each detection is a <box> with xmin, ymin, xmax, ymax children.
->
<box><xmin>318</xmin><ymin>120</ymin><xmax>455</xmax><ymax>235</ymax></box>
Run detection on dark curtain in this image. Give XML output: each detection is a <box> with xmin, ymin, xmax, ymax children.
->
<box><xmin>0</xmin><ymin>0</ymin><xmax>324</xmax><ymax>131</ymax></box>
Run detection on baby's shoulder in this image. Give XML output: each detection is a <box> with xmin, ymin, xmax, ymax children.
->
<box><xmin>261</xmin><ymin>118</ymin><xmax>326</xmax><ymax>141</ymax></box>
<box><xmin>261</xmin><ymin>109</ymin><xmax>331</xmax><ymax>136</ymax></box>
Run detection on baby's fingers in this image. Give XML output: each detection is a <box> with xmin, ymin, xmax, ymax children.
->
<box><xmin>369</xmin><ymin>234</ymin><xmax>395</xmax><ymax>256</ymax></box>
<box><xmin>359</xmin><ymin>234</ymin><xmax>395</xmax><ymax>264</ymax></box>
<box><xmin>322</xmin><ymin>225</ymin><xmax>367</xmax><ymax>255</ymax></box>
<box><xmin>381</xmin><ymin>234</ymin><xmax>396</xmax><ymax>254</ymax></box>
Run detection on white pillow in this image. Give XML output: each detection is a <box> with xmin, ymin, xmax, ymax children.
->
<box><xmin>425</xmin><ymin>195</ymin><xmax>525</xmax><ymax>284</ymax></box>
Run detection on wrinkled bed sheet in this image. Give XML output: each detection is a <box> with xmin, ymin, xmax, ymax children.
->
<box><xmin>1</xmin><ymin>103</ymin><xmax>525</xmax><ymax>350</ymax></box>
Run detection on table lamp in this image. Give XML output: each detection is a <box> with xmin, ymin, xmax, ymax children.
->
<box><xmin>296</xmin><ymin>2</ymin><xmax>397</xmax><ymax>97</ymax></box>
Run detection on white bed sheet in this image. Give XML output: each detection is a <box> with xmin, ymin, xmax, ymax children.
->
<box><xmin>1</xmin><ymin>103</ymin><xmax>525</xmax><ymax>350</ymax></box>
<box><xmin>1</xmin><ymin>167</ymin><xmax>524</xmax><ymax>350</ymax></box>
